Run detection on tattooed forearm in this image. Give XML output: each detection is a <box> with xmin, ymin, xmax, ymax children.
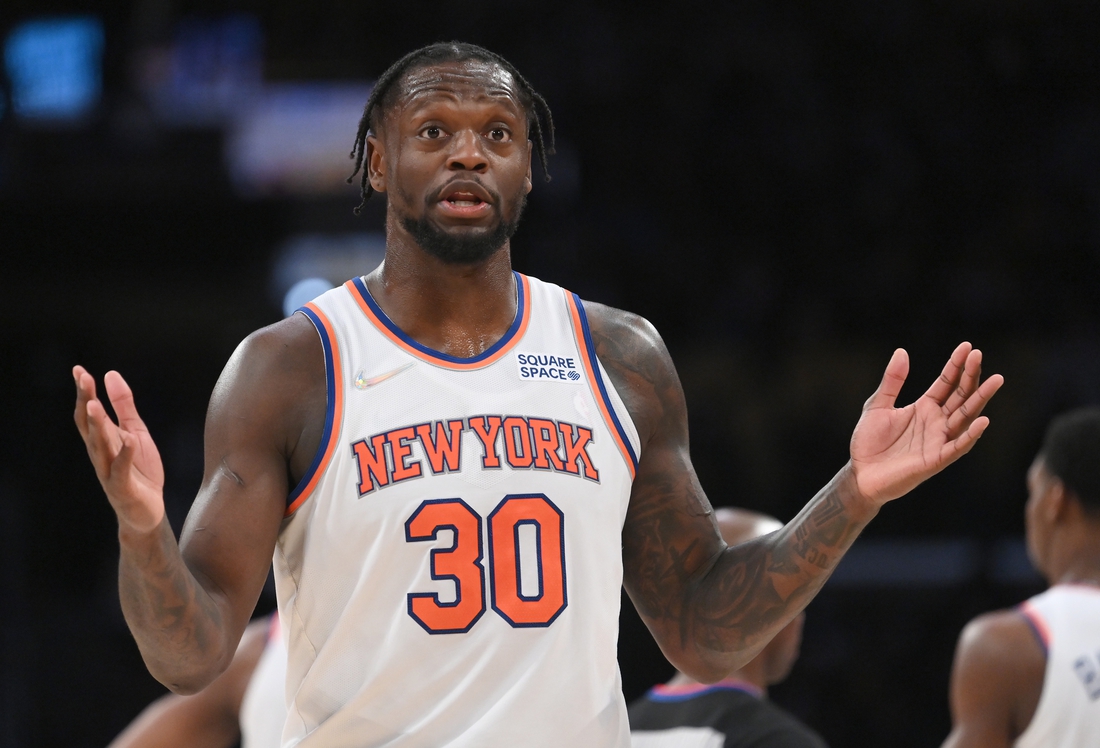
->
<box><xmin>587</xmin><ymin>299</ymin><xmax>879</xmax><ymax>681</ymax></box>
<box><xmin>117</xmin><ymin>518</ymin><xmax>229</xmax><ymax>693</ymax></box>
<box><xmin>687</xmin><ymin>465</ymin><xmax>876</xmax><ymax>674</ymax></box>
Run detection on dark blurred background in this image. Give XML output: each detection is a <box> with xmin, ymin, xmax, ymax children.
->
<box><xmin>1</xmin><ymin>1</ymin><xmax>1098</xmax><ymax>745</ymax></box>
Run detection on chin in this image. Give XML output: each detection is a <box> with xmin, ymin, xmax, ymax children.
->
<box><xmin>403</xmin><ymin>213</ymin><xmax>518</xmax><ymax>265</ymax></box>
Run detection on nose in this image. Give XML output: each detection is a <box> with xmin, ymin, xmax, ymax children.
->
<box><xmin>447</xmin><ymin>129</ymin><xmax>488</xmax><ymax>173</ymax></box>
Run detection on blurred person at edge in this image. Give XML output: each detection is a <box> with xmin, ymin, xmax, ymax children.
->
<box><xmin>109</xmin><ymin>614</ymin><xmax>286</xmax><ymax>748</ymax></box>
<box><xmin>629</xmin><ymin>508</ymin><xmax>827</xmax><ymax>748</ymax></box>
<box><xmin>942</xmin><ymin>407</ymin><xmax>1100</xmax><ymax>748</ymax></box>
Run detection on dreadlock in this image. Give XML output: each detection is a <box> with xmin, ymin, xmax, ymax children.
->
<box><xmin>347</xmin><ymin>41</ymin><xmax>555</xmax><ymax>215</ymax></box>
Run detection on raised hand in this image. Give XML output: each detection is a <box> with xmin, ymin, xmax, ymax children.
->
<box><xmin>849</xmin><ymin>343</ymin><xmax>1004</xmax><ymax>505</ymax></box>
<box><xmin>74</xmin><ymin>366</ymin><xmax>166</xmax><ymax>534</ymax></box>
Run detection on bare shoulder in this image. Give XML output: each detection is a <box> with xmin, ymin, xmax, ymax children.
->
<box><xmin>210</xmin><ymin>314</ymin><xmax>324</xmax><ymax>432</ymax></box>
<box><xmin>223</xmin><ymin>312</ymin><xmax>324</xmax><ymax>386</ymax></box>
<box><xmin>201</xmin><ymin>311</ymin><xmax>326</xmax><ymax>493</ymax></box>
<box><xmin>580</xmin><ymin>299</ymin><xmax>682</xmax><ymax>447</ymax></box>
<box><xmin>946</xmin><ymin>607</ymin><xmax>1046</xmax><ymax>745</ymax></box>
<box><xmin>955</xmin><ymin>608</ymin><xmax>1044</xmax><ymax>668</ymax></box>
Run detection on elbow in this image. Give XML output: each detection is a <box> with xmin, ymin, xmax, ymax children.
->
<box><xmin>161</xmin><ymin>675</ymin><xmax>212</xmax><ymax>696</ymax></box>
<box><xmin>662</xmin><ymin>645</ymin><xmax>752</xmax><ymax>685</ymax></box>
<box><xmin>145</xmin><ymin>651</ymin><xmax>231</xmax><ymax>695</ymax></box>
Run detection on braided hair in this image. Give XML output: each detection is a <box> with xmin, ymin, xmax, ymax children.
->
<box><xmin>347</xmin><ymin>41</ymin><xmax>555</xmax><ymax>215</ymax></box>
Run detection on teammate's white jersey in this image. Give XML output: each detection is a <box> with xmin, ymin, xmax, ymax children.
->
<box><xmin>240</xmin><ymin>615</ymin><xmax>289</xmax><ymax>748</ymax></box>
<box><xmin>275</xmin><ymin>272</ymin><xmax>639</xmax><ymax>747</ymax></box>
<box><xmin>1015</xmin><ymin>584</ymin><xmax>1100</xmax><ymax>748</ymax></box>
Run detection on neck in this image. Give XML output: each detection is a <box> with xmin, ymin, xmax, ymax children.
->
<box><xmin>364</xmin><ymin>227</ymin><xmax>517</xmax><ymax>359</ymax></box>
<box><xmin>1054</xmin><ymin>564</ymin><xmax>1100</xmax><ymax>588</ymax></box>
<box><xmin>1047</xmin><ymin>525</ymin><xmax>1100</xmax><ymax>587</ymax></box>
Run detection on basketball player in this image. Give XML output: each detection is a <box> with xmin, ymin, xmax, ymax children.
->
<box><xmin>941</xmin><ymin>407</ymin><xmax>1100</xmax><ymax>747</ymax></box>
<box><xmin>630</xmin><ymin>508</ymin><xmax>827</xmax><ymax>747</ymax></box>
<box><xmin>109</xmin><ymin>614</ymin><xmax>286</xmax><ymax>748</ymax></box>
<box><xmin>74</xmin><ymin>42</ymin><xmax>1002</xmax><ymax>746</ymax></box>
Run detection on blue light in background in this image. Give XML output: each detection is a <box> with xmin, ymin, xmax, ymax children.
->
<box><xmin>4</xmin><ymin>17</ymin><xmax>105</xmax><ymax>121</ymax></box>
<box><xmin>137</xmin><ymin>14</ymin><xmax>263</xmax><ymax>126</ymax></box>
<box><xmin>283</xmin><ymin>278</ymin><xmax>336</xmax><ymax>318</ymax></box>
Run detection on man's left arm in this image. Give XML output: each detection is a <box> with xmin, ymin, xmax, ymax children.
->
<box><xmin>585</xmin><ymin>301</ymin><xmax>1002</xmax><ymax>682</ymax></box>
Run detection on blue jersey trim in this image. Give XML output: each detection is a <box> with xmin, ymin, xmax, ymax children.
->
<box><xmin>287</xmin><ymin>306</ymin><xmax>337</xmax><ymax>508</ymax></box>
<box><xmin>646</xmin><ymin>682</ymin><xmax>762</xmax><ymax>703</ymax></box>
<box><xmin>1016</xmin><ymin>606</ymin><xmax>1049</xmax><ymax>658</ymax></box>
<box><xmin>350</xmin><ymin>272</ymin><xmax>527</xmax><ymax>365</ymax></box>
<box><xmin>570</xmin><ymin>293</ymin><xmax>639</xmax><ymax>472</ymax></box>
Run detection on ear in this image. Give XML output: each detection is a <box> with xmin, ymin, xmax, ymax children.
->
<box><xmin>1045</xmin><ymin>477</ymin><xmax>1068</xmax><ymax>522</ymax></box>
<box><xmin>524</xmin><ymin>140</ymin><xmax>533</xmax><ymax>195</ymax></box>
<box><xmin>366</xmin><ymin>134</ymin><xmax>387</xmax><ymax>194</ymax></box>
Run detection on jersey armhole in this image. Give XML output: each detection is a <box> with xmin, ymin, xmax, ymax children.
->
<box><xmin>285</xmin><ymin>304</ymin><xmax>343</xmax><ymax>516</ymax></box>
<box><xmin>565</xmin><ymin>292</ymin><xmax>640</xmax><ymax>479</ymax></box>
<box><xmin>1016</xmin><ymin>602</ymin><xmax>1050</xmax><ymax>658</ymax></box>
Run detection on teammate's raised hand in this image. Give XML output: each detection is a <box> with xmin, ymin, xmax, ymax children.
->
<box><xmin>74</xmin><ymin>366</ymin><xmax>166</xmax><ymax>534</ymax></box>
<box><xmin>849</xmin><ymin>343</ymin><xmax>1004</xmax><ymax>505</ymax></box>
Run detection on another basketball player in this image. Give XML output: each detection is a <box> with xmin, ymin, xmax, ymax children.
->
<box><xmin>941</xmin><ymin>407</ymin><xmax>1100</xmax><ymax>748</ymax></box>
<box><xmin>109</xmin><ymin>614</ymin><xmax>286</xmax><ymax>748</ymax></box>
<box><xmin>629</xmin><ymin>508</ymin><xmax>827</xmax><ymax>747</ymax></box>
<box><xmin>74</xmin><ymin>42</ymin><xmax>1002</xmax><ymax>746</ymax></box>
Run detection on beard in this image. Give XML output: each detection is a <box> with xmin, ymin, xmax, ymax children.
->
<box><xmin>401</xmin><ymin>193</ymin><xmax>526</xmax><ymax>265</ymax></box>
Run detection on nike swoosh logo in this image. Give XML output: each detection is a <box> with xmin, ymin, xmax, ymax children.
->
<box><xmin>354</xmin><ymin>362</ymin><xmax>416</xmax><ymax>390</ymax></box>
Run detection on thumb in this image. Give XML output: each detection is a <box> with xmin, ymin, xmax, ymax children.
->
<box><xmin>864</xmin><ymin>348</ymin><xmax>909</xmax><ymax>411</ymax></box>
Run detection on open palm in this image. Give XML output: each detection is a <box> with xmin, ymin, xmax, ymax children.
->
<box><xmin>74</xmin><ymin>366</ymin><xmax>166</xmax><ymax>534</ymax></box>
<box><xmin>850</xmin><ymin>343</ymin><xmax>1003</xmax><ymax>505</ymax></box>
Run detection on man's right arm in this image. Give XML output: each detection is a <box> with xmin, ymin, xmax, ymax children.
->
<box><xmin>74</xmin><ymin>313</ymin><xmax>324</xmax><ymax>693</ymax></box>
<box><xmin>107</xmin><ymin>616</ymin><xmax>272</xmax><ymax>748</ymax></box>
<box><xmin>940</xmin><ymin>610</ymin><xmax>1045</xmax><ymax>748</ymax></box>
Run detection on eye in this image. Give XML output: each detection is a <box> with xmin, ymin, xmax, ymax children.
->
<box><xmin>487</xmin><ymin>128</ymin><xmax>511</xmax><ymax>142</ymax></box>
<box><xmin>421</xmin><ymin>126</ymin><xmax>443</xmax><ymax>139</ymax></box>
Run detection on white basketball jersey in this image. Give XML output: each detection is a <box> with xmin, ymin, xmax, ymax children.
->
<box><xmin>240</xmin><ymin>615</ymin><xmax>289</xmax><ymax>748</ymax></box>
<box><xmin>275</xmin><ymin>272</ymin><xmax>639</xmax><ymax>747</ymax></box>
<box><xmin>1015</xmin><ymin>584</ymin><xmax>1100</xmax><ymax>748</ymax></box>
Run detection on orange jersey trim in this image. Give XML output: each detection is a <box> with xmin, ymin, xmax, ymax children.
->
<box><xmin>286</xmin><ymin>302</ymin><xmax>344</xmax><ymax>516</ymax></box>
<box><xmin>345</xmin><ymin>273</ymin><xmax>532</xmax><ymax>371</ymax></box>
<box><xmin>565</xmin><ymin>292</ymin><xmax>638</xmax><ymax>480</ymax></box>
<box><xmin>1019</xmin><ymin>600</ymin><xmax>1051</xmax><ymax>652</ymax></box>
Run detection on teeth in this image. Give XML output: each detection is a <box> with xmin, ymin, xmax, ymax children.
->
<box><xmin>451</xmin><ymin>200</ymin><xmax>478</xmax><ymax>207</ymax></box>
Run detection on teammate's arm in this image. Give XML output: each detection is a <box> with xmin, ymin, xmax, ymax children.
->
<box><xmin>940</xmin><ymin>611</ymin><xmax>1045</xmax><ymax>748</ymax></box>
<box><xmin>107</xmin><ymin>616</ymin><xmax>271</xmax><ymax>748</ymax></box>
<box><xmin>585</xmin><ymin>302</ymin><xmax>1002</xmax><ymax>682</ymax></box>
<box><xmin>74</xmin><ymin>314</ymin><xmax>324</xmax><ymax>693</ymax></box>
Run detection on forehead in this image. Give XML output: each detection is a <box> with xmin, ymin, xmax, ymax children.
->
<box><xmin>391</xmin><ymin>60</ymin><xmax>525</xmax><ymax>117</ymax></box>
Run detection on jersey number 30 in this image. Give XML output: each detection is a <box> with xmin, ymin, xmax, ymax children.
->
<box><xmin>404</xmin><ymin>494</ymin><xmax>567</xmax><ymax>634</ymax></box>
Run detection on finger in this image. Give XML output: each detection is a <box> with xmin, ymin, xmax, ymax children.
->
<box><xmin>941</xmin><ymin>349</ymin><xmax>982</xmax><ymax>415</ymax></box>
<box><xmin>940</xmin><ymin>415</ymin><xmax>991</xmax><ymax>464</ymax></box>
<box><xmin>84</xmin><ymin>397</ymin><xmax>123</xmax><ymax>480</ymax></box>
<box><xmin>946</xmin><ymin>372</ymin><xmax>1004</xmax><ymax>435</ymax></box>
<box><xmin>73</xmin><ymin>366</ymin><xmax>96</xmax><ymax>439</ymax></box>
<box><xmin>104</xmin><ymin>371</ymin><xmax>150</xmax><ymax>435</ymax></box>
<box><xmin>923</xmin><ymin>342</ymin><xmax>972</xmax><ymax>405</ymax></box>
<box><xmin>864</xmin><ymin>348</ymin><xmax>909</xmax><ymax>411</ymax></box>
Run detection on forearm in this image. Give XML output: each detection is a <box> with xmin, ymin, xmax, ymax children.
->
<box><xmin>117</xmin><ymin>517</ymin><xmax>232</xmax><ymax>693</ymax></box>
<box><xmin>686</xmin><ymin>463</ymin><xmax>877</xmax><ymax>679</ymax></box>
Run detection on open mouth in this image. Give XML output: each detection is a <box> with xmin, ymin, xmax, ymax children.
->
<box><xmin>445</xmin><ymin>192</ymin><xmax>484</xmax><ymax>208</ymax></box>
<box><xmin>437</xmin><ymin>184</ymin><xmax>493</xmax><ymax>217</ymax></box>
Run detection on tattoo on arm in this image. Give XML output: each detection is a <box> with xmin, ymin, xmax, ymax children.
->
<box><xmin>586</xmin><ymin>300</ymin><xmax>876</xmax><ymax>674</ymax></box>
<box><xmin>118</xmin><ymin>520</ymin><xmax>225</xmax><ymax>689</ymax></box>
